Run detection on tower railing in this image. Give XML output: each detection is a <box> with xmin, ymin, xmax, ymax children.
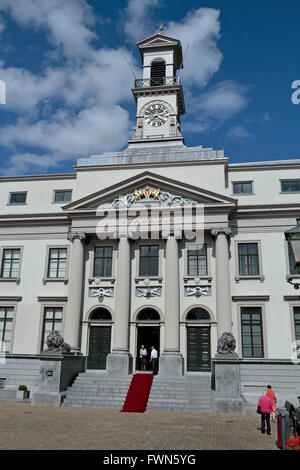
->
<box><xmin>134</xmin><ymin>76</ymin><xmax>181</xmax><ymax>88</ymax></box>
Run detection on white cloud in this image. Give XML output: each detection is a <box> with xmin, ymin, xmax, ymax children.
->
<box><xmin>0</xmin><ymin>0</ymin><xmax>96</xmax><ymax>59</ymax></box>
<box><xmin>123</xmin><ymin>0</ymin><xmax>160</xmax><ymax>43</ymax></box>
<box><xmin>166</xmin><ymin>8</ymin><xmax>223</xmax><ymax>88</ymax></box>
<box><xmin>227</xmin><ymin>125</ymin><xmax>252</xmax><ymax>140</ymax></box>
<box><xmin>184</xmin><ymin>80</ymin><xmax>248</xmax><ymax>133</ymax></box>
<box><xmin>191</xmin><ymin>81</ymin><xmax>248</xmax><ymax>119</ymax></box>
<box><xmin>0</xmin><ymin>0</ymin><xmax>140</xmax><ymax>174</ymax></box>
<box><xmin>0</xmin><ymin>1</ymin><xmax>250</xmax><ymax>174</ymax></box>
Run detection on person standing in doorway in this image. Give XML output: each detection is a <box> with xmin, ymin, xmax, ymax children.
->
<box><xmin>266</xmin><ymin>385</ymin><xmax>277</xmax><ymax>422</ymax></box>
<box><xmin>258</xmin><ymin>392</ymin><xmax>273</xmax><ymax>435</ymax></box>
<box><xmin>150</xmin><ymin>346</ymin><xmax>158</xmax><ymax>375</ymax></box>
<box><xmin>139</xmin><ymin>344</ymin><xmax>147</xmax><ymax>371</ymax></box>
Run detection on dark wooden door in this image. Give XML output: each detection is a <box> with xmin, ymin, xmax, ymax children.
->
<box><xmin>187</xmin><ymin>326</ymin><xmax>211</xmax><ymax>371</ymax></box>
<box><xmin>87</xmin><ymin>326</ymin><xmax>111</xmax><ymax>369</ymax></box>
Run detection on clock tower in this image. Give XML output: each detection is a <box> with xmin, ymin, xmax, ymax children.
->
<box><xmin>128</xmin><ymin>28</ymin><xmax>186</xmax><ymax>147</ymax></box>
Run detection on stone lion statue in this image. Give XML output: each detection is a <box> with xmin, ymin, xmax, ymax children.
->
<box><xmin>44</xmin><ymin>331</ymin><xmax>71</xmax><ymax>354</ymax></box>
<box><xmin>217</xmin><ymin>332</ymin><xmax>238</xmax><ymax>357</ymax></box>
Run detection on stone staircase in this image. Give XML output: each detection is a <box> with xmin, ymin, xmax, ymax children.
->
<box><xmin>63</xmin><ymin>372</ymin><xmax>131</xmax><ymax>409</ymax></box>
<box><xmin>63</xmin><ymin>371</ymin><xmax>213</xmax><ymax>412</ymax></box>
<box><xmin>147</xmin><ymin>375</ymin><xmax>213</xmax><ymax>412</ymax></box>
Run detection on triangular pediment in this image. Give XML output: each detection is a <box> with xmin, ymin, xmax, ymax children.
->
<box><xmin>63</xmin><ymin>172</ymin><xmax>237</xmax><ymax>213</ymax></box>
<box><xmin>137</xmin><ymin>33</ymin><xmax>180</xmax><ymax>48</ymax></box>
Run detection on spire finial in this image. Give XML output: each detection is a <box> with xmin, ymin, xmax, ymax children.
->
<box><xmin>159</xmin><ymin>22</ymin><xmax>164</xmax><ymax>34</ymax></box>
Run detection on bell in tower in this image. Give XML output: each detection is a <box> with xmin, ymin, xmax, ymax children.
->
<box><xmin>128</xmin><ymin>27</ymin><xmax>186</xmax><ymax>147</ymax></box>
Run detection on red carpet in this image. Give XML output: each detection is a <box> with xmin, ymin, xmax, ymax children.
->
<box><xmin>121</xmin><ymin>374</ymin><xmax>154</xmax><ymax>413</ymax></box>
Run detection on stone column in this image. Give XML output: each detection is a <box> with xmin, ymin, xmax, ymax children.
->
<box><xmin>107</xmin><ymin>236</ymin><xmax>132</xmax><ymax>376</ymax></box>
<box><xmin>211</xmin><ymin>228</ymin><xmax>232</xmax><ymax>337</ymax></box>
<box><xmin>64</xmin><ymin>231</ymin><xmax>86</xmax><ymax>352</ymax></box>
<box><xmin>159</xmin><ymin>235</ymin><xmax>183</xmax><ymax>377</ymax></box>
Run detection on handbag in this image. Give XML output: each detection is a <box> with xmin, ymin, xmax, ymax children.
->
<box><xmin>256</xmin><ymin>405</ymin><xmax>262</xmax><ymax>414</ymax></box>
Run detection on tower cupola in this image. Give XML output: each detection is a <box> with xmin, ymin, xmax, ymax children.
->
<box><xmin>129</xmin><ymin>29</ymin><xmax>186</xmax><ymax>147</ymax></box>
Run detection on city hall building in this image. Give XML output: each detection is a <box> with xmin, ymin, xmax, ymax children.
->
<box><xmin>0</xmin><ymin>31</ymin><xmax>300</xmax><ymax>411</ymax></box>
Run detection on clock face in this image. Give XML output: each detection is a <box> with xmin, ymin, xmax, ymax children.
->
<box><xmin>144</xmin><ymin>104</ymin><xmax>169</xmax><ymax>126</ymax></box>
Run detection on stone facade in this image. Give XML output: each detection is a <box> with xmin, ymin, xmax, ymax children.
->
<box><xmin>0</xmin><ymin>31</ymin><xmax>300</xmax><ymax>409</ymax></box>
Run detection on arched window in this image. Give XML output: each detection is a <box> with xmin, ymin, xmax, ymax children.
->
<box><xmin>150</xmin><ymin>59</ymin><xmax>166</xmax><ymax>86</ymax></box>
<box><xmin>186</xmin><ymin>308</ymin><xmax>211</xmax><ymax>321</ymax></box>
<box><xmin>89</xmin><ymin>308</ymin><xmax>112</xmax><ymax>321</ymax></box>
<box><xmin>137</xmin><ymin>308</ymin><xmax>160</xmax><ymax>321</ymax></box>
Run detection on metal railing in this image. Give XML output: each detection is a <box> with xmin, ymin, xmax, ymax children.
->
<box><xmin>134</xmin><ymin>76</ymin><xmax>181</xmax><ymax>88</ymax></box>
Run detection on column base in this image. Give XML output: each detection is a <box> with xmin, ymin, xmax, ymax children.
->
<box><xmin>212</xmin><ymin>398</ymin><xmax>245</xmax><ymax>414</ymax></box>
<box><xmin>106</xmin><ymin>353</ymin><xmax>133</xmax><ymax>377</ymax></box>
<box><xmin>31</xmin><ymin>392</ymin><xmax>62</xmax><ymax>407</ymax></box>
<box><xmin>158</xmin><ymin>354</ymin><xmax>184</xmax><ymax>378</ymax></box>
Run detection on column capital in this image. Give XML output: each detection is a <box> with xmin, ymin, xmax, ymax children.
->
<box><xmin>162</xmin><ymin>230</ymin><xmax>182</xmax><ymax>240</ymax></box>
<box><xmin>67</xmin><ymin>231</ymin><xmax>86</xmax><ymax>242</ymax></box>
<box><xmin>211</xmin><ymin>227</ymin><xmax>232</xmax><ymax>238</ymax></box>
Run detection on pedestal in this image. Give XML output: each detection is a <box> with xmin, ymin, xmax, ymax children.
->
<box><xmin>212</xmin><ymin>358</ymin><xmax>245</xmax><ymax>414</ymax></box>
<box><xmin>106</xmin><ymin>353</ymin><xmax>133</xmax><ymax>377</ymax></box>
<box><xmin>158</xmin><ymin>354</ymin><xmax>184</xmax><ymax>378</ymax></box>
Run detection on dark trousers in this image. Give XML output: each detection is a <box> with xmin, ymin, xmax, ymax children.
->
<box><xmin>261</xmin><ymin>413</ymin><xmax>271</xmax><ymax>433</ymax></box>
<box><xmin>151</xmin><ymin>358</ymin><xmax>158</xmax><ymax>375</ymax></box>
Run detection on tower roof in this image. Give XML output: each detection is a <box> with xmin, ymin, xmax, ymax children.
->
<box><xmin>136</xmin><ymin>32</ymin><xmax>183</xmax><ymax>69</ymax></box>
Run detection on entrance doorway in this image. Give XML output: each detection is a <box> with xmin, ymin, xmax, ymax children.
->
<box><xmin>136</xmin><ymin>308</ymin><xmax>160</xmax><ymax>371</ymax></box>
<box><xmin>186</xmin><ymin>307</ymin><xmax>211</xmax><ymax>372</ymax></box>
<box><xmin>87</xmin><ymin>308</ymin><xmax>112</xmax><ymax>370</ymax></box>
<box><xmin>187</xmin><ymin>326</ymin><xmax>211</xmax><ymax>371</ymax></box>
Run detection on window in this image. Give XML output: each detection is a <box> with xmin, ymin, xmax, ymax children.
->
<box><xmin>288</xmin><ymin>242</ymin><xmax>298</xmax><ymax>275</ymax></box>
<box><xmin>238</xmin><ymin>243</ymin><xmax>260</xmax><ymax>276</ymax></box>
<box><xmin>293</xmin><ymin>307</ymin><xmax>300</xmax><ymax>359</ymax></box>
<box><xmin>93</xmin><ymin>247</ymin><xmax>113</xmax><ymax>277</ymax></box>
<box><xmin>187</xmin><ymin>244</ymin><xmax>207</xmax><ymax>276</ymax></box>
<box><xmin>137</xmin><ymin>308</ymin><xmax>160</xmax><ymax>321</ymax></box>
<box><xmin>41</xmin><ymin>307</ymin><xmax>63</xmax><ymax>351</ymax></box>
<box><xmin>281</xmin><ymin>180</ymin><xmax>300</xmax><ymax>193</ymax></box>
<box><xmin>89</xmin><ymin>308</ymin><xmax>112</xmax><ymax>321</ymax></box>
<box><xmin>186</xmin><ymin>308</ymin><xmax>210</xmax><ymax>321</ymax></box>
<box><xmin>150</xmin><ymin>59</ymin><xmax>166</xmax><ymax>86</ymax></box>
<box><xmin>1</xmin><ymin>249</ymin><xmax>20</xmax><ymax>278</ymax></box>
<box><xmin>139</xmin><ymin>245</ymin><xmax>159</xmax><ymax>277</ymax></box>
<box><xmin>9</xmin><ymin>192</ymin><xmax>27</xmax><ymax>204</ymax></box>
<box><xmin>241</xmin><ymin>307</ymin><xmax>264</xmax><ymax>357</ymax></box>
<box><xmin>0</xmin><ymin>307</ymin><xmax>14</xmax><ymax>352</ymax></box>
<box><xmin>54</xmin><ymin>190</ymin><xmax>72</xmax><ymax>203</ymax></box>
<box><xmin>232</xmin><ymin>182</ymin><xmax>253</xmax><ymax>194</ymax></box>
<box><xmin>47</xmin><ymin>248</ymin><xmax>67</xmax><ymax>278</ymax></box>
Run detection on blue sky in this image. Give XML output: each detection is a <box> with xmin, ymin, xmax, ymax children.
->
<box><xmin>0</xmin><ymin>0</ymin><xmax>299</xmax><ymax>175</ymax></box>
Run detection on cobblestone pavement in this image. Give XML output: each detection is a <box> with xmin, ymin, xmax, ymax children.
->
<box><xmin>0</xmin><ymin>403</ymin><xmax>278</xmax><ymax>450</ymax></box>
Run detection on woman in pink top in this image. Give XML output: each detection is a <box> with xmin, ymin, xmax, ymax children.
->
<box><xmin>266</xmin><ymin>385</ymin><xmax>277</xmax><ymax>422</ymax></box>
<box><xmin>258</xmin><ymin>393</ymin><xmax>273</xmax><ymax>435</ymax></box>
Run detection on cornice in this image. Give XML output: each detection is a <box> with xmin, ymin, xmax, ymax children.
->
<box><xmin>73</xmin><ymin>158</ymin><xmax>229</xmax><ymax>172</ymax></box>
<box><xmin>232</xmin><ymin>295</ymin><xmax>270</xmax><ymax>302</ymax></box>
<box><xmin>0</xmin><ymin>173</ymin><xmax>76</xmax><ymax>182</ymax></box>
<box><xmin>0</xmin><ymin>296</ymin><xmax>22</xmax><ymax>302</ymax></box>
<box><xmin>229</xmin><ymin>159</ymin><xmax>300</xmax><ymax>172</ymax></box>
<box><xmin>37</xmin><ymin>296</ymin><xmax>68</xmax><ymax>302</ymax></box>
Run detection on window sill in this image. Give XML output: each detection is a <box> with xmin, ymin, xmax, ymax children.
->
<box><xmin>135</xmin><ymin>276</ymin><xmax>163</xmax><ymax>284</ymax></box>
<box><xmin>88</xmin><ymin>277</ymin><xmax>116</xmax><ymax>284</ymax></box>
<box><xmin>42</xmin><ymin>278</ymin><xmax>69</xmax><ymax>285</ymax></box>
<box><xmin>235</xmin><ymin>275</ymin><xmax>265</xmax><ymax>283</ymax></box>
<box><xmin>231</xmin><ymin>193</ymin><xmax>255</xmax><ymax>196</ymax></box>
<box><xmin>183</xmin><ymin>276</ymin><xmax>212</xmax><ymax>283</ymax></box>
<box><xmin>286</xmin><ymin>274</ymin><xmax>300</xmax><ymax>280</ymax></box>
<box><xmin>0</xmin><ymin>277</ymin><xmax>20</xmax><ymax>284</ymax></box>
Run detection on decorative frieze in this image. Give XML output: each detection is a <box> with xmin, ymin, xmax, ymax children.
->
<box><xmin>89</xmin><ymin>287</ymin><xmax>114</xmax><ymax>299</ymax></box>
<box><xmin>184</xmin><ymin>286</ymin><xmax>211</xmax><ymax>298</ymax></box>
<box><xmin>135</xmin><ymin>286</ymin><xmax>162</xmax><ymax>298</ymax></box>
<box><xmin>104</xmin><ymin>188</ymin><xmax>197</xmax><ymax>209</ymax></box>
